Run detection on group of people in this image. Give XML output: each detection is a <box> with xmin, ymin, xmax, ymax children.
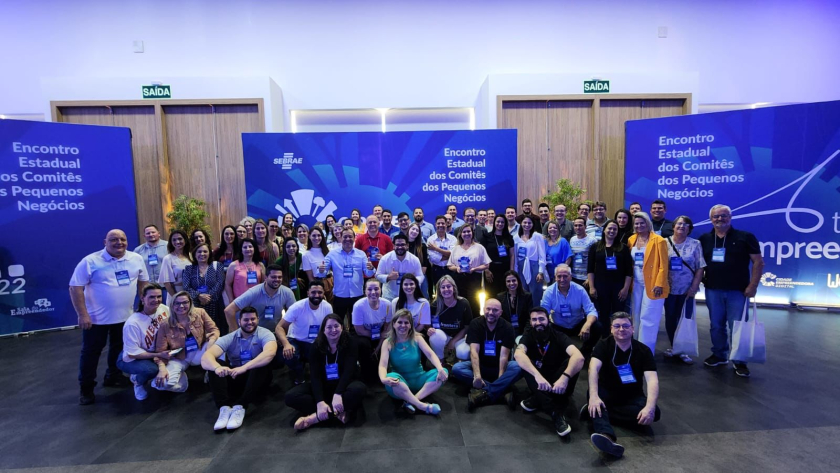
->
<box><xmin>69</xmin><ymin>199</ymin><xmax>763</xmax><ymax>458</ymax></box>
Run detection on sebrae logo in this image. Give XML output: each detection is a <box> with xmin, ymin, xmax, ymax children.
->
<box><xmin>274</xmin><ymin>189</ymin><xmax>337</xmax><ymax>224</ymax></box>
<box><xmin>274</xmin><ymin>152</ymin><xmax>303</xmax><ymax>170</ymax></box>
<box><xmin>828</xmin><ymin>274</ymin><xmax>840</xmax><ymax>289</ymax></box>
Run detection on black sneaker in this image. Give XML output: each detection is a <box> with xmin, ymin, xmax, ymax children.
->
<box><xmin>520</xmin><ymin>396</ymin><xmax>538</xmax><ymax>412</ymax></box>
<box><xmin>704</xmin><ymin>355</ymin><xmax>728</xmax><ymax>367</ymax></box>
<box><xmin>103</xmin><ymin>375</ymin><xmax>130</xmax><ymax>387</ymax></box>
<box><xmin>552</xmin><ymin>412</ymin><xmax>571</xmax><ymax>437</ymax></box>
<box><xmin>579</xmin><ymin>403</ymin><xmax>590</xmax><ymax>421</ymax></box>
<box><xmin>468</xmin><ymin>389</ymin><xmax>489</xmax><ymax>413</ymax></box>
<box><xmin>591</xmin><ymin>433</ymin><xmax>624</xmax><ymax>458</ymax></box>
<box><xmin>733</xmin><ymin>363</ymin><xmax>751</xmax><ymax>378</ymax></box>
<box><xmin>79</xmin><ymin>390</ymin><xmax>95</xmax><ymax>406</ymax></box>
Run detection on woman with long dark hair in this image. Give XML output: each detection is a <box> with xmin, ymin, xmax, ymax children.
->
<box><xmin>224</xmin><ymin>238</ymin><xmax>265</xmax><ymax>302</ymax></box>
<box><xmin>496</xmin><ymin>270</ymin><xmax>531</xmax><ymax>335</ymax></box>
<box><xmin>253</xmin><ymin>219</ymin><xmax>280</xmax><ymax>263</ymax></box>
<box><xmin>483</xmin><ymin>215</ymin><xmax>514</xmax><ymax>298</ymax></box>
<box><xmin>392</xmin><ymin>273</ymin><xmax>430</xmax><ymax>333</ymax></box>
<box><xmin>182</xmin><ymin>243</ymin><xmax>226</xmax><ymax>331</ymax></box>
<box><xmin>587</xmin><ymin>219</ymin><xmax>633</xmax><ymax>335</ymax></box>
<box><xmin>513</xmin><ymin>215</ymin><xmax>546</xmax><ymax>307</ymax></box>
<box><xmin>614</xmin><ymin>209</ymin><xmax>634</xmax><ymax>246</ymax></box>
<box><xmin>160</xmin><ymin>230</ymin><xmax>193</xmax><ymax>298</ymax></box>
<box><xmin>278</xmin><ymin>236</ymin><xmax>306</xmax><ymax>300</ymax></box>
<box><xmin>302</xmin><ymin>226</ymin><xmax>333</xmax><ymax>302</ymax></box>
<box><xmin>213</xmin><ymin>225</ymin><xmax>240</xmax><ymax>270</ymax></box>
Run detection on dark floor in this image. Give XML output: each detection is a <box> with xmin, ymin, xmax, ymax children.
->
<box><xmin>1</xmin><ymin>304</ymin><xmax>838</xmax><ymax>473</ymax></box>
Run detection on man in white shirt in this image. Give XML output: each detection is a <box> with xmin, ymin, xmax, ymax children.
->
<box><xmin>70</xmin><ymin>229</ymin><xmax>149</xmax><ymax>405</ymax></box>
<box><xmin>132</xmin><ymin>224</ymin><xmax>168</xmax><ymax>285</ymax></box>
<box><xmin>375</xmin><ymin>233</ymin><xmax>425</xmax><ymax>300</ymax></box>
<box><xmin>426</xmin><ymin>215</ymin><xmax>457</xmax><ymax>296</ymax></box>
<box><xmin>275</xmin><ymin>280</ymin><xmax>334</xmax><ymax>384</ymax></box>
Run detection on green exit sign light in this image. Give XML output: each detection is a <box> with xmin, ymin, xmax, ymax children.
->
<box><xmin>142</xmin><ymin>85</ymin><xmax>171</xmax><ymax>99</ymax></box>
<box><xmin>584</xmin><ymin>80</ymin><xmax>610</xmax><ymax>94</ymax></box>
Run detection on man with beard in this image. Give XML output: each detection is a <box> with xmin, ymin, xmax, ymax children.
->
<box><xmin>413</xmin><ymin>207</ymin><xmax>435</xmax><ymax>241</ymax></box>
<box><xmin>202</xmin><ymin>306</ymin><xmax>277</xmax><ymax>431</ymax></box>
<box><xmin>275</xmin><ymin>280</ymin><xmax>333</xmax><ymax>384</ymax></box>
<box><xmin>319</xmin><ymin>229</ymin><xmax>375</xmax><ymax>322</ymax></box>
<box><xmin>379</xmin><ymin>209</ymin><xmax>401</xmax><ymax>238</ymax></box>
<box><xmin>462</xmin><ymin>207</ymin><xmax>489</xmax><ymax>243</ymax></box>
<box><xmin>452</xmin><ymin>298</ymin><xmax>521</xmax><ymax>412</ymax></box>
<box><xmin>375</xmin><ymin>233</ymin><xmax>425</xmax><ymax>300</ymax></box>
<box><xmin>133</xmin><ymin>224</ymin><xmax>168</xmax><ymax>285</ymax></box>
<box><xmin>536</xmin><ymin>203</ymin><xmax>551</xmax><ymax>234</ymax></box>
<box><xmin>514</xmin><ymin>306</ymin><xmax>585</xmax><ymax>437</ymax></box>
<box><xmin>224</xmin><ymin>264</ymin><xmax>296</xmax><ymax>332</ymax></box>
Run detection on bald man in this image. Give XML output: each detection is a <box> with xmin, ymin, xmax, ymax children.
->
<box><xmin>70</xmin><ymin>229</ymin><xmax>149</xmax><ymax>405</ymax></box>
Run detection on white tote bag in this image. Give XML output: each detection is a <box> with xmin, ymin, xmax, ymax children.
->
<box><xmin>729</xmin><ymin>299</ymin><xmax>766</xmax><ymax>364</ymax></box>
<box><xmin>672</xmin><ymin>297</ymin><xmax>699</xmax><ymax>357</ymax></box>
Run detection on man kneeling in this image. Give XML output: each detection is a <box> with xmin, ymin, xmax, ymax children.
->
<box><xmin>201</xmin><ymin>307</ymin><xmax>277</xmax><ymax>431</ymax></box>
<box><xmin>514</xmin><ymin>306</ymin><xmax>584</xmax><ymax>437</ymax></box>
<box><xmin>584</xmin><ymin>312</ymin><xmax>660</xmax><ymax>458</ymax></box>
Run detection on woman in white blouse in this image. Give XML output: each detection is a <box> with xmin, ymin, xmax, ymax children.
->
<box><xmin>513</xmin><ymin>215</ymin><xmax>547</xmax><ymax>307</ymax></box>
<box><xmin>302</xmin><ymin>227</ymin><xmax>333</xmax><ymax>302</ymax></box>
<box><xmin>447</xmin><ymin>225</ymin><xmax>491</xmax><ymax>317</ymax></box>
<box><xmin>159</xmin><ymin>230</ymin><xmax>193</xmax><ymax>298</ymax></box>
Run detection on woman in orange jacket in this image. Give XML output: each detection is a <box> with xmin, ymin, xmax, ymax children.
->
<box><xmin>627</xmin><ymin>212</ymin><xmax>670</xmax><ymax>355</ymax></box>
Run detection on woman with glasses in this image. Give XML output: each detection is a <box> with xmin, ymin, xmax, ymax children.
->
<box><xmin>183</xmin><ymin>243</ymin><xmax>226</xmax><ymax>332</ymax></box>
<box><xmin>663</xmin><ymin>216</ymin><xmax>706</xmax><ymax>364</ymax></box>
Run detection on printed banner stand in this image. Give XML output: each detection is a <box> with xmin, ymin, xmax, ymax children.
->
<box><xmin>0</xmin><ymin>120</ymin><xmax>137</xmax><ymax>335</ymax></box>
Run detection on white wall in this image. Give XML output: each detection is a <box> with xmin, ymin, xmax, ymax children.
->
<box><xmin>2</xmin><ymin>0</ymin><xmax>839</xmax><ymax>129</ymax></box>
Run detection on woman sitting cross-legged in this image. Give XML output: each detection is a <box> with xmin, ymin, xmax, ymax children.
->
<box><xmin>378</xmin><ymin>309</ymin><xmax>448</xmax><ymax>415</ymax></box>
<box><xmin>285</xmin><ymin>314</ymin><xmax>368</xmax><ymax>430</ymax></box>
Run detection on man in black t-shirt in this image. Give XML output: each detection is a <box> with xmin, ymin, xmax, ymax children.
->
<box><xmin>451</xmin><ymin>299</ymin><xmax>521</xmax><ymax>412</ymax></box>
<box><xmin>514</xmin><ymin>306</ymin><xmax>585</xmax><ymax>437</ymax></box>
<box><xmin>698</xmin><ymin>204</ymin><xmax>764</xmax><ymax>378</ymax></box>
<box><xmin>584</xmin><ymin>312</ymin><xmax>660</xmax><ymax>458</ymax></box>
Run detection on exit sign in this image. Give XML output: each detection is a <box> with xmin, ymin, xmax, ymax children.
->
<box><xmin>142</xmin><ymin>85</ymin><xmax>172</xmax><ymax>99</ymax></box>
<box><xmin>584</xmin><ymin>80</ymin><xmax>610</xmax><ymax>94</ymax></box>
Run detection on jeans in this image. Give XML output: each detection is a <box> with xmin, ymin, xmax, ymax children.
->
<box><xmin>588</xmin><ymin>387</ymin><xmax>661</xmax><ymax>440</ymax></box>
<box><xmin>704</xmin><ymin>289</ymin><xmax>747</xmax><ymax>362</ymax></box>
<box><xmin>451</xmin><ymin>361</ymin><xmax>522</xmax><ymax>401</ymax></box>
<box><xmin>78</xmin><ymin>323</ymin><xmax>124</xmax><ymax>389</ymax></box>
<box><xmin>663</xmin><ymin>294</ymin><xmax>694</xmax><ymax>346</ymax></box>
<box><xmin>523</xmin><ymin>358</ymin><xmax>579</xmax><ymax>414</ymax></box>
<box><xmin>116</xmin><ymin>352</ymin><xmax>159</xmax><ymax>386</ymax></box>
<box><xmin>286</xmin><ymin>339</ymin><xmax>314</xmax><ymax>382</ymax></box>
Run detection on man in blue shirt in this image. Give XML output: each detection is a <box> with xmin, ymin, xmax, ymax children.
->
<box><xmin>379</xmin><ymin>209</ymin><xmax>401</xmax><ymax>238</ymax></box>
<box><xmin>540</xmin><ymin>264</ymin><xmax>602</xmax><ymax>357</ymax></box>
<box><xmin>413</xmin><ymin>207</ymin><xmax>436</xmax><ymax>241</ymax></box>
<box><xmin>319</xmin><ymin>228</ymin><xmax>375</xmax><ymax>322</ymax></box>
<box><xmin>447</xmin><ymin>204</ymin><xmax>466</xmax><ymax>230</ymax></box>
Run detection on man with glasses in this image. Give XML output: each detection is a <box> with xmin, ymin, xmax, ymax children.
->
<box><xmin>540</xmin><ymin>264</ymin><xmax>601</xmax><ymax>358</ymax></box>
<box><xmin>698</xmin><ymin>204</ymin><xmax>764</xmax><ymax>377</ymax></box>
<box><xmin>584</xmin><ymin>312</ymin><xmax>660</xmax><ymax>458</ymax></box>
<box><xmin>649</xmin><ymin>200</ymin><xmax>673</xmax><ymax>237</ymax></box>
<box><xmin>462</xmin><ymin>207</ymin><xmax>488</xmax><ymax>243</ymax></box>
<box><xmin>395</xmin><ymin>212</ymin><xmax>412</xmax><ymax>240</ymax></box>
<box><xmin>586</xmin><ymin>201</ymin><xmax>609</xmax><ymax>241</ymax></box>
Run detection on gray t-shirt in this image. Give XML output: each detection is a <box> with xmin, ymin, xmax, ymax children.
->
<box><xmin>233</xmin><ymin>283</ymin><xmax>296</xmax><ymax>331</ymax></box>
<box><xmin>215</xmin><ymin>326</ymin><xmax>276</xmax><ymax>367</ymax></box>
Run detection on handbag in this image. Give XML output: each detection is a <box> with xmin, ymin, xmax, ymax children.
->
<box><xmin>729</xmin><ymin>299</ymin><xmax>766</xmax><ymax>364</ymax></box>
<box><xmin>672</xmin><ymin>297</ymin><xmax>699</xmax><ymax>356</ymax></box>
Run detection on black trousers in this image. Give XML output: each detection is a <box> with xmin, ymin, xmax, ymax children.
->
<box><xmin>284</xmin><ymin>380</ymin><xmax>367</xmax><ymax>416</ymax></box>
<box><xmin>523</xmin><ymin>358</ymin><xmax>579</xmax><ymax>414</ymax></box>
<box><xmin>332</xmin><ymin>296</ymin><xmax>362</xmax><ymax>325</ymax></box>
<box><xmin>354</xmin><ymin>335</ymin><xmax>381</xmax><ymax>384</ymax></box>
<box><xmin>588</xmin><ymin>387</ymin><xmax>661</xmax><ymax>440</ymax></box>
<box><xmin>553</xmin><ymin>319</ymin><xmax>603</xmax><ymax>358</ymax></box>
<box><xmin>208</xmin><ymin>363</ymin><xmax>272</xmax><ymax>409</ymax></box>
<box><xmin>454</xmin><ymin>272</ymin><xmax>483</xmax><ymax>317</ymax></box>
<box><xmin>594</xmin><ymin>280</ymin><xmax>627</xmax><ymax>338</ymax></box>
<box><xmin>78</xmin><ymin>322</ymin><xmax>124</xmax><ymax>390</ymax></box>
<box><xmin>428</xmin><ymin>265</ymin><xmax>452</xmax><ymax>298</ymax></box>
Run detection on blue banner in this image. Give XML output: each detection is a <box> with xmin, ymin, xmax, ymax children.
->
<box><xmin>625</xmin><ymin>101</ymin><xmax>840</xmax><ymax>306</ymax></box>
<box><xmin>242</xmin><ymin>130</ymin><xmax>517</xmax><ymax>227</ymax></box>
<box><xmin>0</xmin><ymin>120</ymin><xmax>137</xmax><ymax>335</ymax></box>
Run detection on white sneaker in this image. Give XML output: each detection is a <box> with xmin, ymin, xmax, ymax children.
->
<box><xmin>226</xmin><ymin>405</ymin><xmax>246</xmax><ymax>430</ymax></box>
<box><xmin>133</xmin><ymin>382</ymin><xmax>148</xmax><ymax>401</ymax></box>
<box><xmin>214</xmin><ymin>406</ymin><xmax>232</xmax><ymax>431</ymax></box>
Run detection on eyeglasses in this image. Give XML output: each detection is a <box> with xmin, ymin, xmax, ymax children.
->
<box><xmin>611</xmin><ymin>323</ymin><xmax>632</xmax><ymax>330</ymax></box>
<box><xmin>711</xmin><ymin>214</ymin><xmax>731</xmax><ymax>220</ymax></box>
<box><xmin>173</xmin><ymin>301</ymin><xmax>191</xmax><ymax>307</ymax></box>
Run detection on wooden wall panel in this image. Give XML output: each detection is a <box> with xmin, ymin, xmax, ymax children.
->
<box><xmin>213</xmin><ymin>104</ymin><xmax>262</xmax><ymax>235</ymax></box>
<box><xmin>501</xmin><ymin>101</ymin><xmax>547</xmax><ymax>210</ymax></box>
<box><xmin>162</xmin><ymin>105</ymin><xmax>222</xmax><ymax>235</ymax></box>
<box><xmin>111</xmin><ymin>106</ymin><xmax>162</xmax><ymax>241</ymax></box>
<box><xmin>547</xmin><ymin>100</ymin><xmax>594</xmax><ymax>202</ymax></box>
<box><xmin>56</xmin><ymin>107</ymin><xmax>114</xmax><ymax>126</ymax></box>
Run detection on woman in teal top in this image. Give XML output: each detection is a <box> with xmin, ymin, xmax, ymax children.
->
<box><xmin>379</xmin><ymin>309</ymin><xmax>448</xmax><ymax>415</ymax></box>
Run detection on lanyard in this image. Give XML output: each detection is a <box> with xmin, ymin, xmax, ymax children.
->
<box><xmin>714</xmin><ymin>234</ymin><xmax>726</xmax><ymax>249</ymax></box>
<box><xmin>326</xmin><ymin>348</ymin><xmax>338</xmax><ymax>365</ymax></box>
<box><xmin>653</xmin><ymin>220</ymin><xmax>665</xmax><ymax>232</ymax></box>
<box><xmin>537</xmin><ymin>341</ymin><xmax>550</xmax><ymax>358</ymax></box>
<box><xmin>612</xmin><ymin>341</ymin><xmax>632</xmax><ymax>368</ymax></box>
<box><xmin>367</xmin><ymin>235</ymin><xmax>380</xmax><ymax>251</ymax></box>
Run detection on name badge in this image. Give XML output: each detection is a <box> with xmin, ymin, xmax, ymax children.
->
<box><xmin>712</xmin><ymin>248</ymin><xmax>725</xmax><ymax>263</ymax></box>
<box><xmin>224</xmin><ymin>259</ymin><xmax>232</xmax><ymax>270</ymax></box>
<box><xmin>369</xmin><ymin>247</ymin><xmax>379</xmax><ymax>261</ymax></box>
<box><xmin>115</xmin><ymin>270</ymin><xmax>130</xmax><ymax>286</ymax></box>
<box><xmin>484</xmin><ymin>340</ymin><xmax>497</xmax><ymax>357</ymax></box>
<box><xmin>574</xmin><ymin>253</ymin><xmax>583</xmax><ymax>266</ymax></box>
<box><xmin>606</xmin><ymin>256</ymin><xmax>617</xmax><ymax>270</ymax></box>
<box><xmin>497</xmin><ymin>245</ymin><xmax>507</xmax><ymax>257</ymax></box>
<box><xmin>670</xmin><ymin>256</ymin><xmax>683</xmax><ymax>271</ymax></box>
<box><xmin>247</xmin><ymin>270</ymin><xmax>258</xmax><ymax>284</ymax></box>
<box><xmin>559</xmin><ymin>303</ymin><xmax>572</xmax><ymax>318</ymax></box>
<box><xmin>185</xmin><ymin>333</ymin><xmax>199</xmax><ymax>353</ymax></box>
<box><xmin>595</xmin><ymin>228</ymin><xmax>603</xmax><ymax>238</ymax></box>
<box><xmin>617</xmin><ymin>363</ymin><xmax>637</xmax><ymax>384</ymax></box>
<box><xmin>325</xmin><ymin>362</ymin><xmax>339</xmax><ymax>380</ymax></box>
<box><xmin>511</xmin><ymin>314</ymin><xmax>519</xmax><ymax>327</ymax></box>
<box><xmin>371</xmin><ymin>324</ymin><xmax>381</xmax><ymax>340</ymax></box>
<box><xmin>459</xmin><ymin>256</ymin><xmax>470</xmax><ymax>273</ymax></box>
<box><xmin>343</xmin><ymin>264</ymin><xmax>354</xmax><ymax>278</ymax></box>
<box><xmin>148</xmin><ymin>254</ymin><xmax>159</xmax><ymax>266</ymax></box>
<box><xmin>634</xmin><ymin>252</ymin><xmax>644</xmax><ymax>267</ymax></box>
<box><xmin>264</xmin><ymin>306</ymin><xmax>275</xmax><ymax>320</ymax></box>
<box><xmin>239</xmin><ymin>348</ymin><xmax>252</xmax><ymax>365</ymax></box>
<box><xmin>431</xmin><ymin>315</ymin><xmax>440</xmax><ymax>329</ymax></box>
<box><xmin>308</xmin><ymin>324</ymin><xmax>320</xmax><ymax>339</ymax></box>
<box><xmin>518</xmin><ymin>246</ymin><xmax>527</xmax><ymax>258</ymax></box>
<box><xmin>198</xmin><ymin>285</ymin><xmax>208</xmax><ymax>293</ymax></box>
<box><xmin>289</xmin><ymin>278</ymin><xmax>298</xmax><ymax>290</ymax></box>
<box><xmin>535</xmin><ymin>359</ymin><xmax>543</xmax><ymax>369</ymax></box>
<box><xmin>654</xmin><ymin>230</ymin><xmax>662</xmax><ymax>236</ymax></box>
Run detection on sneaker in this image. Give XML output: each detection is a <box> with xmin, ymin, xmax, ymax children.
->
<box><xmin>591</xmin><ymin>433</ymin><xmax>624</xmax><ymax>458</ymax></box>
<box><xmin>504</xmin><ymin>391</ymin><xmax>517</xmax><ymax>411</ymax></box>
<box><xmin>520</xmin><ymin>396</ymin><xmax>537</xmax><ymax>413</ymax></box>
<box><xmin>226</xmin><ymin>405</ymin><xmax>246</xmax><ymax>430</ymax></box>
<box><xmin>79</xmin><ymin>389</ymin><xmax>95</xmax><ymax>406</ymax></box>
<box><xmin>664</xmin><ymin>348</ymin><xmax>674</xmax><ymax>358</ymax></box>
<box><xmin>552</xmin><ymin>412</ymin><xmax>571</xmax><ymax>437</ymax></box>
<box><xmin>133</xmin><ymin>383</ymin><xmax>148</xmax><ymax>401</ymax></box>
<box><xmin>214</xmin><ymin>406</ymin><xmax>232</xmax><ymax>431</ymax></box>
<box><xmin>467</xmin><ymin>389</ymin><xmax>489</xmax><ymax>413</ymax></box>
<box><xmin>733</xmin><ymin>363</ymin><xmax>751</xmax><ymax>378</ymax></box>
<box><xmin>704</xmin><ymin>355</ymin><xmax>728</xmax><ymax>367</ymax></box>
<box><xmin>679</xmin><ymin>354</ymin><xmax>694</xmax><ymax>365</ymax></box>
<box><xmin>579</xmin><ymin>403</ymin><xmax>590</xmax><ymax>421</ymax></box>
